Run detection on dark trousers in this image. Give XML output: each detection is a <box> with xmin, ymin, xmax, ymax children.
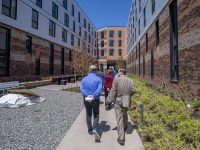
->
<box><xmin>84</xmin><ymin>100</ymin><xmax>100</xmax><ymax>132</ymax></box>
<box><xmin>104</xmin><ymin>90</ymin><xmax>110</xmax><ymax>106</ymax></box>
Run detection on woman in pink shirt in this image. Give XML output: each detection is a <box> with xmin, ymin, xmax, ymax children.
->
<box><xmin>103</xmin><ymin>69</ymin><xmax>114</xmax><ymax>110</ymax></box>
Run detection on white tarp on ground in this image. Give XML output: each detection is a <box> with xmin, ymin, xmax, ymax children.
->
<box><xmin>0</xmin><ymin>94</ymin><xmax>45</xmax><ymax>108</ymax></box>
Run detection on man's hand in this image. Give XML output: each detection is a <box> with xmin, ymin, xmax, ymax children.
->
<box><xmin>85</xmin><ymin>95</ymin><xmax>94</xmax><ymax>102</ymax></box>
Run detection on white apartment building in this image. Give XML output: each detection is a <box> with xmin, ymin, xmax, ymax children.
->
<box><xmin>0</xmin><ymin>0</ymin><xmax>97</xmax><ymax>81</ymax></box>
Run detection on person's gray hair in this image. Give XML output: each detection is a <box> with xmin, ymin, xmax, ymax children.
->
<box><xmin>119</xmin><ymin>68</ymin><xmax>126</xmax><ymax>75</ymax></box>
<box><xmin>89</xmin><ymin>65</ymin><xmax>97</xmax><ymax>72</ymax></box>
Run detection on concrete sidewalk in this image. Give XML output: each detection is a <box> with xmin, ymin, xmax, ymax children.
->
<box><xmin>56</xmin><ymin>97</ymin><xmax>144</xmax><ymax>150</ymax></box>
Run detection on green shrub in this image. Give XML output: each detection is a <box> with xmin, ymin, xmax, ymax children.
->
<box><xmin>177</xmin><ymin>120</ymin><xmax>200</xmax><ymax>148</ymax></box>
<box><xmin>128</xmin><ymin>75</ymin><xmax>200</xmax><ymax>150</ymax></box>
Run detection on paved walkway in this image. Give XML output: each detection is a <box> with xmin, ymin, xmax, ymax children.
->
<box><xmin>56</xmin><ymin>96</ymin><xmax>144</xmax><ymax>150</ymax></box>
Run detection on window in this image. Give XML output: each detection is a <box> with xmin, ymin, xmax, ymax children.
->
<box><xmin>91</xmin><ymin>28</ymin><xmax>93</xmax><ymax>35</ymax></box>
<box><xmin>151</xmin><ymin>50</ymin><xmax>154</xmax><ymax>78</ymax></box>
<box><xmin>36</xmin><ymin>0</ymin><xmax>42</xmax><ymax>8</ymax></box>
<box><xmin>63</xmin><ymin>0</ymin><xmax>67</xmax><ymax>10</ymax></box>
<box><xmin>101</xmin><ymin>41</ymin><xmax>104</xmax><ymax>47</ymax></box>
<box><xmin>62</xmin><ymin>29</ymin><xmax>67</xmax><ymax>43</ymax></box>
<box><xmin>139</xmin><ymin>0</ymin><xmax>141</xmax><ymax>12</ymax></box>
<box><xmin>84</xmin><ymin>18</ymin><xmax>86</xmax><ymax>28</ymax></box>
<box><xmin>89</xmin><ymin>35</ymin><xmax>91</xmax><ymax>43</ymax></box>
<box><xmin>152</xmin><ymin>0</ymin><xmax>155</xmax><ymax>14</ymax></box>
<box><xmin>49</xmin><ymin>43</ymin><xmax>54</xmax><ymax>75</ymax></box>
<box><xmin>109</xmin><ymin>49</ymin><xmax>114</xmax><ymax>56</ymax></box>
<box><xmin>52</xmin><ymin>2</ymin><xmax>58</xmax><ymax>20</ymax></box>
<box><xmin>79</xmin><ymin>26</ymin><xmax>81</xmax><ymax>36</ymax></box>
<box><xmin>35</xmin><ymin>58</ymin><xmax>40</xmax><ymax>75</ymax></box>
<box><xmin>135</xmin><ymin>8</ymin><xmax>137</xmax><ymax>22</ymax></box>
<box><xmin>88</xmin><ymin>45</ymin><xmax>90</xmax><ymax>53</ymax></box>
<box><xmin>32</xmin><ymin>9</ymin><xmax>38</xmax><ymax>29</ymax></box>
<box><xmin>143</xmin><ymin>54</ymin><xmax>145</xmax><ymax>77</ymax></box>
<box><xmin>109</xmin><ymin>30</ymin><xmax>114</xmax><ymax>38</ymax></box>
<box><xmin>78</xmin><ymin>12</ymin><xmax>80</xmax><ymax>23</ymax></box>
<box><xmin>143</xmin><ymin>7</ymin><xmax>146</xmax><ymax>27</ymax></box>
<box><xmin>136</xmin><ymin>46</ymin><xmax>137</xmax><ymax>59</ymax></box>
<box><xmin>146</xmin><ymin>33</ymin><xmax>148</xmax><ymax>52</ymax></box>
<box><xmin>135</xmin><ymin>28</ymin><xmax>136</xmax><ymax>41</ymax></box>
<box><xmin>78</xmin><ymin>38</ymin><xmax>80</xmax><ymax>47</ymax></box>
<box><xmin>170</xmin><ymin>0</ymin><xmax>179</xmax><ymax>81</ymax></box>
<box><xmin>88</xmin><ymin>23</ymin><xmax>90</xmax><ymax>32</ymax></box>
<box><xmin>71</xmin><ymin>34</ymin><xmax>74</xmax><ymax>46</ymax></box>
<box><xmin>69</xmin><ymin>50</ymin><xmax>72</xmax><ymax>61</ymax></box>
<box><xmin>49</xmin><ymin>20</ymin><xmax>56</xmax><ymax>37</ymax></box>
<box><xmin>118</xmin><ymin>49</ymin><xmax>122</xmax><ymax>56</ymax></box>
<box><xmin>64</xmin><ymin>13</ymin><xmax>69</xmax><ymax>27</ymax></box>
<box><xmin>138</xmin><ymin>43</ymin><xmax>140</xmax><ymax>76</ymax></box>
<box><xmin>138</xmin><ymin>19</ymin><xmax>140</xmax><ymax>35</ymax></box>
<box><xmin>26</xmin><ymin>35</ymin><xmax>32</xmax><ymax>53</ymax></box>
<box><xmin>118</xmin><ymin>40</ymin><xmax>122</xmax><ymax>47</ymax></box>
<box><xmin>0</xmin><ymin>27</ymin><xmax>10</xmax><ymax>76</ymax></box>
<box><xmin>2</xmin><ymin>0</ymin><xmax>17</xmax><ymax>19</ymax></box>
<box><xmin>135</xmin><ymin>47</ymin><xmax>137</xmax><ymax>73</ymax></box>
<box><xmin>61</xmin><ymin>48</ymin><xmax>64</xmax><ymax>74</ymax></box>
<box><xmin>71</xmin><ymin>4</ymin><xmax>74</xmax><ymax>16</ymax></box>
<box><xmin>84</xmin><ymin>31</ymin><xmax>87</xmax><ymax>40</ymax></box>
<box><xmin>100</xmin><ymin>49</ymin><xmax>104</xmax><ymax>56</ymax></box>
<box><xmin>109</xmin><ymin>40</ymin><xmax>114</xmax><ymax>47</ymax></box>
<box><xmin>155</xmin><ymin>20</ymin><xmax>159</xmax><ymax>47</ymax></box>
<box><xmin>94</xmin><ymin>49</ymin><xmax>97</xmax><ymax>56</ymax></box>
<box><xmin>73</xmin><ymin>20</ymin><xmax>76</xmax><ymax>32</ymax></box>
<box><xmin>101</xmin><ymin>31</ymin><xmax>104</xmax><ymax>39</ymax></box>
<box><xmin>118</xmin><ymin>31</ymin><xmax>122</xmax><ymax>38</ymax></box>
<box><xmin>95</xmin><ymin>40</ymin><xmax>97</xmax><ymax>47</ymax></box>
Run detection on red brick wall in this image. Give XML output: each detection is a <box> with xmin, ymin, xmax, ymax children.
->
<box><xmin>127</xmin><ymin>0</ymin><xmax>200</xmax><ymax>100</ymax></box>
<box><xmin>0</xmin><ymin>24</ymin><xmax>73</xmax><ymax>82</ymax></box>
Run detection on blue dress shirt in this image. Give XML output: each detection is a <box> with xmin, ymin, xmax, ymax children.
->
<box><xmin>80</xmin><ymin>73</ymin><xmax>102</xmax><ymax>100</ymax></box>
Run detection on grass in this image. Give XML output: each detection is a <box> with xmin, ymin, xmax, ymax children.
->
<box><xmin>128</xmin><ymin>75</ymin><xmax>200</xmax><ymax>150</ymax></box>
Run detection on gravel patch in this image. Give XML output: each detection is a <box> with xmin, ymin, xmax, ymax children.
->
<box><xmin>0</xmin><ymin>88</ymin><xmax>84</xmax><ymax>150</ymax></box>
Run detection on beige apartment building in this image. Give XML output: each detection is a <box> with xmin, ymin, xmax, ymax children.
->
<box><xmin>97</xmin><ymin>26</ymin><xmax>127</xmax><ymax>72</ymax></box>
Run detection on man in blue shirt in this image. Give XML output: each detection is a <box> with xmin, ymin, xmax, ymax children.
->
<box><xmin>80</xmin><ymin>65</ymin><xmax>102</xmax><ymax>142</ymax></box>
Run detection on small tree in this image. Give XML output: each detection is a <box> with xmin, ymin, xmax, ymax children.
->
<box><xmin>116</xmin><ymin>56</ymin><xmax>126</xmax><ymax>70</ymax></box>
<box><xmin>70</xmin><ymin>40</ymin><xmax>97</xmax><ymax>83</ymax></box>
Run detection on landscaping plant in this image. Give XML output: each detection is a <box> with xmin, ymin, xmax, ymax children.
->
<box><xmin>128</xmin><ymin>76</ymin><xmax>200</xmax><ymax>150</ymax></box>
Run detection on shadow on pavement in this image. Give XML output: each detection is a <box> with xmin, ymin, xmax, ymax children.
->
<box><xmin>126</xmin><ymin>122</ymin><xmax>134</xmax><ymax>134</ymax></box>
<box><xmin>98</xmin><ymin>121</ymin><xmax>110</xmax><ymax>137</ymax></box>
<box><xmin>111</xmin><ymin>122</ymin><xmax>134</xmax><ymax>134</ymax></box>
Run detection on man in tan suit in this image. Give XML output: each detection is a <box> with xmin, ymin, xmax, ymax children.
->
<box><xmin>108</xmin><ymin>68</ymin><xmax>135</xmax><ymax>145</ymax></box>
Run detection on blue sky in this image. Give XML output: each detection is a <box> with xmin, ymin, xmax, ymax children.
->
<box><xmin>75</xmin><ymin>0</ymin><xmax>131</xmax><ymax>29</ymax></box>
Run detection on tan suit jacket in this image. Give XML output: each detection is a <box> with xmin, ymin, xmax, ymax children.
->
<box><xmin>109</xmin><ymin>75</ymin><xmax>135</xmax><ymax>108</ymax></box>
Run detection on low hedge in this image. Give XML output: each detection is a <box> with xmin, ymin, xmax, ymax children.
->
<box><xmin>128</xmin><ymin>76</ymin><xmax>200</xmax><ymax>150</ymax></box>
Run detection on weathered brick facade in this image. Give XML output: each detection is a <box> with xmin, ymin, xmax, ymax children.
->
<box><xmin>0</xmin><ymin>23</ymin><xmax>73</xmax><ymax>82</ymax></box>
<box><xmin>127</xmin><ymin>0</ymin><xmax>200</xmax><ymax>100</ymax></box>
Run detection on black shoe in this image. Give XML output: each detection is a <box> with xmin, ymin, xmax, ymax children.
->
<box><xmin>105</xmin><ymin>105</ymin><xmax>110</xmax><ymax>110</ymax></box>
<box><xmin>92</xmin><ymin>129</ymin><xmax>100</xmax><ymax>142</ymax></box>
<box><xmin>117</xmin><ymin>138</ymin><xmax>125</xmax><ymax>145</ymax></box>
<box><xmin>124</xmin><ymin>126</ymin><xmax>128</xmax><ymax>131</ymax></box>
<box><xmin>88</xmin><ymin>130</ymin><xmax>93</xmax><ymax>135</ymax></box>
<box><xmin>100</xmin><ymin>101</ymin><xmax>104</xmax><ymax>104</ymax></box>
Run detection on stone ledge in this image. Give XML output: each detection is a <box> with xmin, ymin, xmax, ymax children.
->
<box><xmin>22</xmin><ymin>80</ymin><xmax>52</xmax><ymax>88</ymax></box>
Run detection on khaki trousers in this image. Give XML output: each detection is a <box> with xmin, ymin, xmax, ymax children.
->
<box><xmin>114</xmin><ymin>103</ymin><xmax>128</xmax><ymax>141</ymax></box>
